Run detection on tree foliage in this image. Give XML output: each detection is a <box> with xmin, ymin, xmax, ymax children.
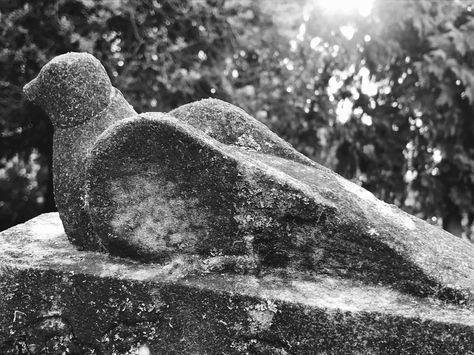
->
<box><xmin>1</xmin><ymin>0</ymin><xmax>473</xmax><ymax>240</ymax></box>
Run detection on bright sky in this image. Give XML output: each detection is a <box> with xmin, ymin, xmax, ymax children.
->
<box><xmin>316</xmin><ymin>0</ymin><xmax>375</xmax><ymax>17</ymax></box>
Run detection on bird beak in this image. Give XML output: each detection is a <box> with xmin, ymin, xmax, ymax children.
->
<box><xmin>23</xmin><ymin>77</ymin><xmax>40</xmax><ymax>104</ymax></box>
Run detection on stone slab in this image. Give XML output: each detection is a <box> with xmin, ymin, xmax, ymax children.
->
<box><xmin>1</xmin><ymin>213</ymin><xmax>473</xmax><ymax>354</ymax></box>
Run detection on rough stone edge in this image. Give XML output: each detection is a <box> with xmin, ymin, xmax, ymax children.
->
<box><xmin>83</xmin><ymin>114</ymin><xmax>474</xmax><ymax>306</ymax></box>
<box><xmin>0</xmin><ymin>213</ymin><xmax>474</xmax><ymax>354</ymax></box>
<box><xmin>1</xmin><ymin>266</ymin><xmax>473</xmax><ymax>354</ymax></box>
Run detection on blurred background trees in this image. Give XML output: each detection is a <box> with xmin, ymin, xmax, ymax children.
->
<box><xmin>1</xmin><ymin>0</ymin><xmax>474</xmax><ymax>241</ymax></box>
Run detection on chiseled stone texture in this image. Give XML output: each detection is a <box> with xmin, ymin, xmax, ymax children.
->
<box><xmin>23</xmin><ymin>53</ymin><xmax>137</xmax><ymax>251</ymax></box>
<box><xmin>87</xmin><ymin>112</ymin><xmax>474</xmax><ymax>306</ymax></box>
<box><xmin>1</xmin><ymin>213</ymin><xmax>474</xmax><ymax>354</ymax></box>
<box><xmin>23</xmin><ymin>52</ymin><xmax>474</xmax><ymax>309</ymax></box>
<box><xmin>168</xmin><ymin>98</ymin><xmax>318</xmax><ymax>167</ymax></box>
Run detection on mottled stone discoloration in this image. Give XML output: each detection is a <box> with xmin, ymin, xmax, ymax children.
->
<box><xmin>1</xmin><ymin>214</ymin><xmax>474</xmax><ymax>354</ymax></box>
<box><xmin>86</xmin><ymin>112</ymin><xmax>474</xmax><ymax>304</ymax></box>
<box><xmin>24</xmin><ymin>53</ymin><xmax>137</xmax><ymax>250</ymax></box>
<box><xmin>168</xmin><ymin>98</ymin><xmax>318</xmax><ymax>166</ymax></box>
<box><xmin>23</xmin><ymin>53</ymin><xmax>474</xmax><ymax>305</ymax></box>
<box><xmin>23</xmin><ymin>53</ymin><xmax>112</xmax><ymax>128</ymax></box>
<box><xmin>109</xmin><ymin>175</ymin><xmax>209</xmax><ymax>257</ymax></box>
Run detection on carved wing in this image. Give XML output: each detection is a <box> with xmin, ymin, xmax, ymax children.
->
<box><xmin>168</xmin><ymin>98</ymin><xmax>319</xmax><ymax>167</ymax></box>
<box><xmin>85</xmin><ymin>113</ymin><xmax>474</xmax><ymax>305</ymax></box>
<box><xmin>85</xmin><ymin>114</ymin><xmax>325</xmax><ymax>262</ymax></box>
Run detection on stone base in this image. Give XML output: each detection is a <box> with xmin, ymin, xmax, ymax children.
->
<box><xmin>1</xmin><ymin>213</ymin><xmax>473</xmax><ymax>354</ymax></box>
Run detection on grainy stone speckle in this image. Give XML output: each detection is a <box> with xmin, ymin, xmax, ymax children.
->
<box><xmin>86</xmin><ymin>113</ymin><xmax>474</xmax><ymax>305</ymax></box>
<box><xmin>24</xmin><ymin>52</ymin><xmax>112</xmax><ymax>129</ymax></box>
<box><xmin>22</xmin><ymin>53</ymin><xmax>474</xmax><ymax>307</ymax></box>
<box><xmin>168</xmin><ymin>98</ymin><xmax>318</xmax><ymax>166</ymax></box>
<box><xmin>16</xmin><ymin>51</ymin><xmax>474</xmax><ymax>355</ymax></box>
<box><xmin>23</xmin><ymin>52</ymin><xmax>137</xmax><ymax>250</ymax></box>
<box><xmin>1</xmin><ymin>214</ymin><xmax>474</xmax><ymax>354</ymax></box>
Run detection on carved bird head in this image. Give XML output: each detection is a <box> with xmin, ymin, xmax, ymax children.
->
<box><xmin>23</xmin><ymin>52</ymin><xmax>113</xmax><ymax>128</ymax></box>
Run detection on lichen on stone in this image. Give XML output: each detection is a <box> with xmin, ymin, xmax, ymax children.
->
<box><xmin>21</xmin><ymin>52</ymin><xmax>474</xmax><ymax>316</ymax></box>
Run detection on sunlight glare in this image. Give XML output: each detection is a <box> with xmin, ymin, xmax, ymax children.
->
<box><xmin>336</xmin><ymin>98</ymin><xmax>353</xmax><ymax>124</ymax></box>
<box><xmin>340</xmin><ymin>25</ymin><xmax>356</xmax><ymax>40</ymax></box>
<box><xmin>359</xmin><ymin>67</ymin><xmax>378</xmax><ymax>96</ymax></box>
<box><xmin>316</xmin><ymin>0</ymin><xmax>375</xmax><ymax>17</ymax></box>
<box><xmin>361</xmin><ymin>113</ymin><xmax>373</xmax><ymax>126</ymax></box>
<box><xmin>432</xmin><ymin>148</ymin><xmax>443</xmax><ymax>164</ymax></box>
<box><xmin>310</xmin><ymin>36</ymin><xmax>322</xmax><ymax>50</ymax></box>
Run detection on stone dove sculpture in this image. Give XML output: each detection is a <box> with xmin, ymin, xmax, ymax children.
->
<box><xmin>24</xmin><ymin>52</ymin><xmax>474</xmax><ymax>305</ymax></box>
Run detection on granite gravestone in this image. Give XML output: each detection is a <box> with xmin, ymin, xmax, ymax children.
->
<box><xmin>22</xmin><ymin>53</ymin><xmax>474</xmax><ymax>302</ymax></box>
<box><xmin>1</xmin><ymin>52</ymin><xmax>472</xmax><ymax>353</ymax></box>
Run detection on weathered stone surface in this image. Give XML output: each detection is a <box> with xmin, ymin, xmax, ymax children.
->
<box><xmin>23</xmin><ymin>53</ymin><xmax>111</xmax><ymax>129</ymax></box>
<box><xmin>24</xmin><ymin>53</ymin><xmax>137</xmax><ymax>251</ymax></box>
<box><xmin>1</xmin><ymin>213</ymin><xmax>473</xmax><ymax>354</ymax></box>
<box><xmin>87</xmin><ymin>112</ymin><xmax>474</xmax><ymax>305</ymax></box>
<box><xmin>24</xmin><ymin>53</ymin><xmax>474</xmax><ymax>307</ymax></box>
<box><xmin>168</xmin><ymin>98</ymin><xmax>317</xmax><ymax>166</ymax></box>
